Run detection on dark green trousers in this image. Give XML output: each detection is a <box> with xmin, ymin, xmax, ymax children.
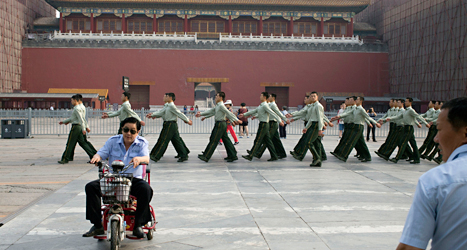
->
<box><xmin>248</xmin><ymin>122</ymin><xmax>278</xmax><ymax>159</ymax></box>
<box><xmin>380</xmin><ymin>125</ymin><xmax>412</xmax><ymax>158</ymax></box>
<box><xmin>353</xmin><ymin>126</ymin><xmax>371</xmax><ymax>160</ymax></box>
<box><xmin>299</xmin><ymin>122</ymin><xmax>321</xmax><ymax>161</ymax></box>
<box><xmin>150</xmin><ymin>121</ymin><xmax>188</xmax><ymax>160</ymax></box>
<box><xmin>377</xmin><ymin>123</ymin><xmax>396</xmax><ymax>155</ymax></box>
<box><xmin>61</xmin><ymin>124</ymin><xmax>97</xmax><ymax>162</ymax></box>
<box><xmin>395</xmin><ymin>125</ymin><xmax>420</xmax><ymax>161</ymax></box>
<box><xmin>420</xmin><ymin>125</ymin><xmax>437</xmax><ymax>156</ymax></box>
<box><xmin>339</xmin><ymin>124</ymin><xmax>365</xmax><ymax>160</ymax></box>
<box><xmin>202</xmin><ymin>121</ymin><xmax>236</xmax><ymax>160</ymax></box>
<box><xmin>256</xmin><ymin>121</ymin><xmax>286</xmax><ymax>158</ymax></box>
<box><xmin>318</xmin><ymin>137</ymin><xmax>327</xmax><ymax>160</ymax></box>
<box><xmin>333</xmin><ymin>123</ymin><xmax>354</xmax><ymax>156</ymax></box>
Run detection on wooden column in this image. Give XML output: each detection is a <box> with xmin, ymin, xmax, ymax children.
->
<box><xmin>349</xmin><ymin>18</ymin><xmax>354</xmax><ymax>37</ymax></box>
<box><xmin>184</xmin><ymin>15</ymin><xmax>188</xmax><ymax>33</ymax></box>
<box><xmin>320</xmin><ymin>17</ymin><xmax>324</xmax><ymax>36</ymax></box>
<box><xmin>59</xmin><ymin>13</ymin><xmax>63</xmax><ymax>32</ymax></box>
<box><xmin>228</xmin><ymin>15</ymin><xmax>232</xmax><ymax>33</ymax></box>
<box><xmin>90</xmin><ymin>13</ymin><xmax>95</xmax><ymax>33</ymax></box>
<box><xmin>289</xmin><ymin>17</ymin><xmax>294</xmax><ymax>36</ymax></box>
<box><xmin>153</xmin><ymin>14</ymin><xmax>157</xmax><ymax>33</ymax></box>
<box><xmin>259</xmin><ymin>16</ymin><xmax>263</xmax><ymax>35</ymax></box>
<box><xmin>122</xmin><ymin>14</ymin><xmax>126</xmax><ymax>33</ymax></box>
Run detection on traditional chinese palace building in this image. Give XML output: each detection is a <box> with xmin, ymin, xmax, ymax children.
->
<box><xmin>18</xmin><ymin>0</ymin><xmax>389</xmax><ymax>110</ymax></box>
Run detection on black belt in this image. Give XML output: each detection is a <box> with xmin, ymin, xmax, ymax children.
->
<box><xmin>72</xmin><ymin>124</ymin><xmax>80</xmax><ymax>126</ymax></box>
<box><xmin>404</xmin><ymin>125</ymin><xmax>411</xmax><ymax>127</ymax></box>
<box><xmin>215</xmin><ymin>121</ymin><xmax>226</xmax><ymax>123</ymax></box>
<box><xmin>164</xmin><ymin>121</ymin><xmax>176</xmax><ymax>123</ymax></box>
<box><xmin>269</xmin><ymin>121</ymin><xmax>277</xmax><ymax>123</ymax></box>
<box><xmin>260</xmin><ymin>121</ymin><xmax>267</xmax><ymax>124</ymax></box>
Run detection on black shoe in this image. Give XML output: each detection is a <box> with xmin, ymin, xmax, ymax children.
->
<box><xmin>58</xmin><ymin>160</ymin><xmax>68</xmax><ymax>164</ymax></box>
<box><xmin>360</xmin><ymin>158</ymin><xmax>371</xmax><ymax>162</ymax></box>
<box><xmin>426</xmin><ymin>156</ymin><xmax>434</xmax><ymax>161</ymax></box>
<box><xmin>406</xmin><ymin>158</ymin><xmax>413</xmax><ymax>162</ymax></box>
<box><xmin>420</xmin><ymin>155</ymin><xmax>427</xmax><ymax>159</ymax></box>
<box><xmin>133</xmin><ymin>226</ymin><xmax>145</xmax><ymax>238</ymax></box>
<box><xmin>278</xmin><ymin>155</ymin><xmax>287</xmax><ymax>159</ymax></box>
<box><xmin>177</xmin><ymin>157</ymin><xmax>188</xmax><ymax>162</ymax></box>
<box><xmin>234</xmin><ymin>142</ymin><xmax>239</xmax><ymax>145</ymax></box>
<box><xmin>82</xmin><ymin>225</ymin><xmax>104</xmax><ymax>237</ymax></box>
<box><xmin>198</xmin><ymin>154</ymin><xmax>204</xmax><ymax>157</ymax></box>
<box><xmin>389</xmin><ymin>158</ymin><xmax>398</xmax><ymax>164</ymax></box>
<box><xmin>409</xmin><ymin>160</ymin><xmax>420</xmax><ymax>164</ymax></box>
<box><xmin>247</xmin><ymin>150</ymin><xmax>252</xmax><ymax>155</ymax></box>
<box><xmin>224</xmin><ymin>157</ymin><xmax>230</xmax><ymax>160</ymax></box>
<box><xmin>292</xmin><ymin>154</ymin><xmax>303</xmax><ymax>161</ymax></box>
<box><xmin>174</xmin><ymin>155</ymin><xmax>180</xmax><ymax>158</ymax></box>
<box><xmin>310</xmin><ymin>160</ymin><xmax>322</xmax><ymax>167</ymax></box>
<box><xmin>242</xmin><ymin>155</ymin><xmax>253</xmax><ymax>161</ymax></box>
<box><xmin>375</xmin><ymin>151</ymin><xmax>389</xmax><ymax>161</ymax></box>
<box><xmin>354</xmin><ymin>154</ymin><xmax>360</xmax><ymax>157</ymax></box>
<box><xmin>373</xmin><ymin>140</ymin><xmax>377</xmax><ymax>142</ymax></box>
<box><xmin>226</xmin><ymin>156</ymin><xmax>238</xmax><ymax>162</ymax></box>
<box><xmin>433</xmin><ymin>158</ymin><xmax>442</xmax><ymax>164</ymax></box>
<box><xmin>267</xmin><ymin>157</ymin><xmax>278</xmax><ymax>162</ymax></box>
<box><xmin>290</xmin><ymin>151</ymin><xmax>295</xmax><ymax>155</ymax></box>
<box><xmin>198</xmin><ymin>155</ymin><xmax>209</xmax><ymax>162</ymax></box>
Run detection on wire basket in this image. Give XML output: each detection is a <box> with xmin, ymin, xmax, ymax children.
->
<box><xmin>100</xmin><ymin>173</ymin><xmax>133</xmax><ymax>204</ymax></box>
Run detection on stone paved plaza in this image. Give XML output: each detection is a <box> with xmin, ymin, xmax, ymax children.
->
<box><xmin>0</xmin><ymin>133</ymin><xmax>439</xmax><ymax>250</ymax></box>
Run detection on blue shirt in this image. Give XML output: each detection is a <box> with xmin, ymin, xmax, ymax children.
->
<box><xmin>96</xmin><ymin>135</ymin><xmax>149</xmax><ymax>179</ymax></box>
<box><xmin>400</xmin><ymin>144</ymin><xmax>467</xmax><ymax>250</ymax></box>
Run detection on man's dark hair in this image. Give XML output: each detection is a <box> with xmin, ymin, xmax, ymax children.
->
<box><xmin>399</xmin><ymin>99</ymin><xmax>405</xmax><ymax>102</ymax></box>
<box><xmin>165</xmin><ymin>92</ymin><xmax>176</xmax><ymax>101</ymax></box>
<box><xmin>351</xmin><ymin>96</ymin><xmax>357</xmax><ymax>101</ymax></box>
<box><xmin>345</xmin><ymin>97</ymin><xmax>350</xmax><ymax>100</ymax></box>
<box><xmin>310</xmin><ymin>91</ymin><xmax>318</xmax><ymax>96</ymax></box>
<box><xmin>261</xmin><ymin>92</ymin><xmax>269</xmax><ymax>98</ymax></box>
<box><xmin>240</xmin><ymin>102</ymin><xmax>246</xmax><ymax>107</ymax></box>
<box><xmin>72</xmin><ymin>94</ymin><xmax>82</xmax><ymax>102</ymax></box>
<box><xmin>282</xmin><ymin>106</ymin><xmax>287</xmax><ymax>110</ymax></box>
<box><xmin>270</xmin><ymin>93</ymin><xmax>277</xmax><ymax>99</ymax></box>
<box><xmin>390</xmin><ymin>98</ymin><xmax>395</xmax><ymax>101</ymax></box>
<box><xmin>341</xmin><ymin>102</ymin><xmax>345</xmax><ymax>105</ymax></box>
<box><xmin>406</xmin><ymin>97</ymin><xmax>413</xmax><ymax>103</ymax></box>
<box><xmin>121</xmin><ymin>117</ymin><xmax>141</xmax><ymax>131</ymax></box>
<box><xmin>431</xmin><ymin>100</ymin><xmax>436</xmax><ymax>104</ymax></box>
<box><xmin>217</xmin><ymin>92</ymin><xmax>225</xmax><ymax>101</ymax></box>
<box><xmin>441</xmin><ymin>97</ymin><xmax>467</xmax><ymax>131</ymax></box>
<box><xmin>123</xmin><ymin>92</ymin><xmax>131</xmax><ymax>100</ymax></box>
<box><xmin>358</xmin><ymin>96</ymin><xmax>365</xmax><ymax>102</ymax></box>
<box><xmin>305</xmin><ymin>95</ymin><xmax>310</xmax><ymax>98</ymax></box>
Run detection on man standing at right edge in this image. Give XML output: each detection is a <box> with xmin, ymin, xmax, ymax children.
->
<box><xmin>386</xmin><ymin>97</ymin><xmax>430</xmax><ymax>164</ymax></box>
<box><xmin>196</xmin><ymin>92</ymin><xmax>241</xmax><ymax>162</ymax></box>
<box><xmin>240</xmin><ymin>92</ymin><xmax>284</xmax><ymax>162</ymax></box>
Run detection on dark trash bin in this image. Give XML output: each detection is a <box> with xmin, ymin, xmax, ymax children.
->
<box><xmin>2</xmin><ymin>119</ymin><xmax>29</xmax><ymax>139</ymax></box>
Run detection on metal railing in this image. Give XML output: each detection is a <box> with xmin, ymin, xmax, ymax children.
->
<box><xmin>0</xmin><ymin>108</ymin><xmax>429</xmax><ymax>138</ymax></box>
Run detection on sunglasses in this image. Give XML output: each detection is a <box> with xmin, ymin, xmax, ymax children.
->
<box><xmin>122</xmin><ymin>127</ymin><xmax>138</xmax><ymax>134</ymax></box>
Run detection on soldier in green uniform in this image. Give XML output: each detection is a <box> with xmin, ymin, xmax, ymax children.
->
<box><xmin>288</xmin><ymin>92</ymin><xmax>329</xmax><ymax>163</ymax></box>
<box><xmin>147</xmin><ymin>93</ymin><xmax>193</xmax><ymax>162</ymax></box>
<box><xmin>331</xmin><ymin>97</ymin><xmax>354</xmax><ymax>157</ymax></box>
<box><xmin>386</xmin><ymin>97</ymin><xmax>430</xmax><ymax>164</ymax></box>
<box><xmin>418</xmin><ymin>101</ymin><xmax>437</xmax><ymax>155</ymax></box>
<box><xmin>423</xmin><ymin>101</ymin><xmax>444</xmax><ymax>164</ymax></box>
<box><xmin>102</xmin><ymin>92</ymin><xmax>145</xmax><ymax>134</ymax></box>
<box><xmin>252</xmin><ymin>93</ymin><xmax>289</xmax><ymax>159</ymax></box>
<box><xmin>330</xmin><ymin>96</ymin><xmax>381</xmax><ymax>162</ymax></box>
<box><xmin>375</xmin><ymin>99</ymin><xmax>397</xmax><ymax>156</ymax></box>
<box><xmin>240</xmin><ymin>92</ymin><xmax>284</xmax><ymax>162</ymax></box>
<box><xmin>196</xmin><ymin>92</ymin><xmax>241</xmax><ymax>162</ymax></box>
<box><xmin>58</xmin><ymin>94</ymin><xmax>97</xmax><ymax>164</ymax></box>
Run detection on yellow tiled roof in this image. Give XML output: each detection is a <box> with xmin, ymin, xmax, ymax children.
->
<box><xmin>48</xmin><ymin>88</ymin><xmax>108</xmax><ymax>98</ymax></box>
<box><xmin>53</xmin><ymin>0</ymin><xmax>370</xmax><ymax>7</ymax></box>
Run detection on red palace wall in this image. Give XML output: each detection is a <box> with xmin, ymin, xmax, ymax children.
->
<box><xmin>21</xmin><ymin>48</ymin><xmax>389</xmax><ymax>107</ymax></box>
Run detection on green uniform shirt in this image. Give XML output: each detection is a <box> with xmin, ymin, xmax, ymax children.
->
<box><xmin>201</xmin><ymin>101</ymin><xmax>239</xmax><ymax>122</ymax></box>
<box><xmin>150</xmin><ymin>102</ymin><xmax>189</xmax><ymax>122</ymax></box>
<box><xmin>79</xmin><ymin>103</ymin><xmax>90</xmax><ymax>130</ymax></box>
<box><xmin>341</xmin><ymin>106</ymin><xmax>354</xmax><ymax>123</ymax></box>
<box><xmin>378</xmin><ymin>107</ymin><xmax>397</xmax><ymax>124</ymax></box>
<box><xmin>341</xmin><ymin>105</ymin><xmax>377</xmax><ymax>126</ymax></box>
<box><xmin>388</xmin><ymin>106</ymin><xmax>428</xmax><ymax>126</ymax></box>
<box><xmin>269</xmin><ymin>101</ymin><xmax>287</xmax><ymax>122</ymax></box>
<box><xmin>421</xmin><ymin>108</ymin><xmax>435</xmax><ymax>119</ymax></box>
<box><xmin>244</xmin><ymin>101</ymin><xmax>281</xmax><ymax>123</ymax></box>
<box><xmin>425</xmin><ymin>109</ymin><xmax>441</xmax><ymax>125</ymax></box>
<box><xmin>291</xmin><ymin>104</ymin><xmax>311</xmax><ymax>120</ymax></box>
<box><xmin>63</xmin><ymin>104</ymin><xmax>87</xmax><ymax>132</ymax></box>
<box><xmin>304</xmin><ymin>102</ymin><xmax>325</xmax><ymax>131</ymax></box>
<box><xmin>107</xmin><ymin>101</ymin><xmax>141</xmax><ymax>121</ymax></box>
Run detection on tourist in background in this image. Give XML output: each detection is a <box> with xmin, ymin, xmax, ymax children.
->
<box><xmin>237</xmin><ymin>103</ymin><xmax>249</xmax><ymax>138</ymax></box>
<box><xmin>279</xmin><ymin>106</ymin><xmax>288</xmax><ymax>139</ymax></box>
<box><xmin>220</xmin><ymin>100</ymin><xmax>239</xmax><ymax>145</ymax></box>
<box><xmin>367</xmin><ymin>107</ymin><xmax>377</xmax><ymax>142</ymax></box>
<box><xmin>337</xmin><ymin>102</ymin><xmax>345</xmax><ymax>139</ymax></box>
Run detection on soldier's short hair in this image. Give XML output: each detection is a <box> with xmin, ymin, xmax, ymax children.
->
<box><xmin>441</xmin><ymin>97</ymin><xmax>467</xmax><ymax>131</ymax></box>
<box><xmin>165</xmin><ymin>93</ymin><xmax>176</xmax><ymax>101</ymax></box>
<box><xmin>123</xmin><ymin>92</ymin><xmax>131</xmax><ymax>100</ymax></box>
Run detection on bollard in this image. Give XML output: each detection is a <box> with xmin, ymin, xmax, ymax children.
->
<box><xmin>27</xmin><ymin>108</ymin><xmax>32</xmax><ymax>138</ymax></box>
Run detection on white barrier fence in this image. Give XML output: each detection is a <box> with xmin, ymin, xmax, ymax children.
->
<box><xmin>0</xmin><ymin>108</ymin><xmax>429</xmax><ymax>138</ymax></box>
